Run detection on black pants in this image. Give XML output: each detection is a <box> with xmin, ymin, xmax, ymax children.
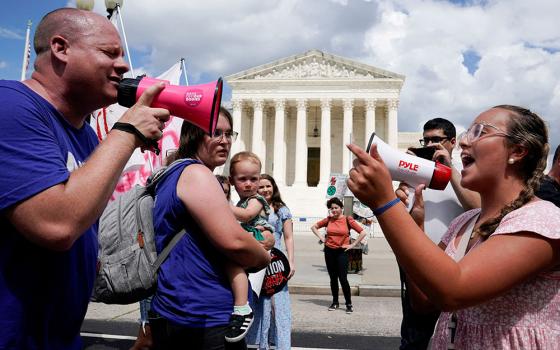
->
<box><xmin>149</xmin><ymin>311</ymin><xmax>247</xmax><ymax>350</ymax></box>
<box><xmin>324</xmin><ymin>246</ymin><xmax>352</xmax><ymax>306</ymax></box>
<box><xmin>399</xmin><ymin>265</ymin><xmax>440</xmax><ymax>350</ymax></box>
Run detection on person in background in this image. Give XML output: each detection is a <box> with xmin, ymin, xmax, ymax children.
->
<box><xmin>535</xmin><ymin>144</ymin><xmax>560</xmax><ymax>207</ymax></box>
<box><xmin>0</xmin><ymin>8</ymin><xmax>168</xmax><ymax>349</ymax></box>
<box><xmin>396</xmin><ymin>118</ymin><xmax>480</xmax><ymax>350</ymax></box>
<box><xmin>310</xmin><ymin>197</ymin><xmax>367</xmax><ymax>314</ymax></box>
<box><xmin>148</xmin><ymin>108</ymin><xmax>271</xmax><ymax>350</ymax></box>
<box><xmin>348</xmin><ymin>105</ymin><xmax>560</xmax><ymax>349</ymax></box>
<box><xmin>247</xmin><ymin>174</ymin><xmax>295</xmax><ymax>350</ymax></box>
<box><xmin>216</xmin><ymin>175</ymin><xmax>232</xmax><ymax>202</ymax></box>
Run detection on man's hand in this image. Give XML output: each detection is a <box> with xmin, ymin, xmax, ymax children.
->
<box><xmin>431</xmin><ymin>143</ymin><xmax>452</xmax><ymax>167</ymax></box>
<box><xmin>118</xmin><ymin>82</ymin><xmax>170</xmax><ymax>149</ymax></box>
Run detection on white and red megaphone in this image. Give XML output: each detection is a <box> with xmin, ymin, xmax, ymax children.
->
<box><xmin>366</xmin><ymin>133</ymin><xmax>451</xmax><ymax>209</ymax></box>
<box><xmin>118</xmin><ymin>76</ymin><xmax>223</xmax><ymax>135</ymax></box>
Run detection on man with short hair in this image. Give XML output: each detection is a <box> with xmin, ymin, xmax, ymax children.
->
<box><xmin>0</xmin><ymin>8</ymin><xmax>169</xmax><ymax>349</ymax></box>
<box><xmin>397</xmin><ymin>118</ymin><xmax>480</xmax><ymax>350</ymax></box>
<box><xmin>536</xmin><ymin>145</ymin><xmax>560</xmax><ymax>207</ymax></box>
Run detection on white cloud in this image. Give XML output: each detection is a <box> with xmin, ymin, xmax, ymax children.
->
<box><xmin>85</xmin><ymin>0</ymin><xmax>559</xmax><ymax>152</ymax></box>
<box><xmin>0</xmin><ymin>28</ymin><xmax>23</xmax><ymax>40</ymax></box>
<box><xmin>363</xmin><ymin>0</ymin><xmax>560</xmax><ymax>150</ymax></box>
<box><xmin>0</xmin><ymin>61</ymin><xmax>7</xmax><ymax>69</ymax></box>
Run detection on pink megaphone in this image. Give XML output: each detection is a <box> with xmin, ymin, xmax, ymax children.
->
<box><xmin>118</xmin><ymin>76</ymin><xmax>223</xmax><ymax>136</ymax></box>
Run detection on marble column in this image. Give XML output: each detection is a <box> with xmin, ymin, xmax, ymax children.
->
<box><xmin>342</xmin><ymin>98</ymin><xmax>354</xmax><ymax>174</ymax></box>
<box><xmin>387</xmin><ymin>99</ymin><xmax>399</xmax><ymax>148</ymax></box>
<box><xmin>319</xmin><ymin>98</ymin><xmax>332</xmax><ymax>185</ymax></box>
<box><xmin>365</xmin><ymin>99</ymin><xmax>376</xmax><ymax>148</ymax></box>
<box><xmin>294</xmin><ymin>98</ymin><xmax>308</xmax><ymax>186</ymax></box>
<box><xmin>251</xmin><ymin>98</ymin><xmax>264</xmax><ymax>160</ymax></box>
<box><xmin>231</xmin><ymin>99</ymin><xmax>244</xmax><ymax>154</ymax></box>
<box><xmin>273</xmin><ymin>98</ymin><xmax>286</xmax><ymax>185</ymax></box>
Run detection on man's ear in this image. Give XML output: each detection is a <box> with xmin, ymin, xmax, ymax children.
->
<box><xmin>50</xmin><ymin>35</ymin><xmax>70</xmax><ymax>63</ymax></box>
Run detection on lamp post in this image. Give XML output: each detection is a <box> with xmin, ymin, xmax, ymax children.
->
<box><xmin>76</xmin><ymin>0</ymin><xmax>95</xmax><ymax>11</ymax></box>
<box><xmin>105</xmin><ymin>0</ymin><xmax>124</xmax><ymax>18</ymax></box>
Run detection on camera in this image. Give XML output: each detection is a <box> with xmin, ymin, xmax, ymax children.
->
<box><xmin>409</xmin><ymin>147</ymin><xmax>436</xmax><ymax>160</ymax></box>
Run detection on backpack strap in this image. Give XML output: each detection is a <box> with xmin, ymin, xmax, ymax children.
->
<box><xmin>345</xmin><ymin>216</ymin><xmax>351</xmax><ymax>236</ymax></box>
<box><xmin>153</xmin><ymin>229</ymin><xmax>187</xmax><ymax>271</ymax></box>
<box><xmin>144</xmin><ymin>158</ymin><xmax>200</xmax><ymax>272</ymax></box>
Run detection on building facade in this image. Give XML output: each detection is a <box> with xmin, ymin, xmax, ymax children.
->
<box><xmin>225</xmin><ymin>50</ymin><xmax>405</xmax><ymax>218</ymax></box>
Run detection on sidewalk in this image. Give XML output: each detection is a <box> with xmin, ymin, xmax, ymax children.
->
<box><xmin>289</xmin><ymin>232</ymin><xmax>401</xmax><ymax>297</ymax></box>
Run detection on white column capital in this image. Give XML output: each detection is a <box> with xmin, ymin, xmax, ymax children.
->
<box><xmin>253</xmin><ymin>98</ymin><xmax>264</xmax><ymax>111</ymax></box>
<box><xmin>365</xmin><ymin>98</ymin><xmax>377</xmax><ymax>111</ymax></box>
<box><xmin>296</xmin><ymin>98</ymin><xmax>308</xmax><ymax>110</ymax></box>
<box><xmin>232</xmin><ymin>98</ymin><xmax>243</xmax><ymax>110</ymax></box>
<box><xmin>320</xmin><ymin>98</ymin><xmax>332</xmax><ymax>110</ymax></box>
<box><xmin>274</xmin><ymin>98</ymin><xmax>286</xmax><ymax>110</ymax></box>
<box><xmin>343</xmin><ymin>98</ymin><xmax>354</xmax><ymax>111</ymax></box>
<box><xmin>388</xmin><ymin>99</ymin><xmax>399</xmax><ymax>111</ymax></box>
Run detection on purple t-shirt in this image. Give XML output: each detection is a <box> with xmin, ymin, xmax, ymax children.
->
<box><xmin>151</xmin><ymin>159</ymin><xmax>242</xmax><ymax>327</ymax></box>
<box><xmin>0</xmin><ymin>80</ymin><xmax>99</xmax><ymax>349</ymax></box>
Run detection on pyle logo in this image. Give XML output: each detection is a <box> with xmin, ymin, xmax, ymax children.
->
<box><xmin>184</xmin><ymin>89</ymin><xmax>203</xmax><ymax>107</ymax></box>
<box><xmin>398</xmin><ymin>160</ymin><xmax>419</xmax><ymax>172</ymax></box>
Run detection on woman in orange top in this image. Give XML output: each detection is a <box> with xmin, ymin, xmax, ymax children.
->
<box><xmin>311</xmin><ymin>197</ymin><xmax>367</xmax><ymax>313</ymax></box>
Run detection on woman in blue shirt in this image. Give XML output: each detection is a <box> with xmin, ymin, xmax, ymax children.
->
<box><xmin>148</xmin><ymin>107</ymin><xmax>271</xmax><ymax>350</ymax></box>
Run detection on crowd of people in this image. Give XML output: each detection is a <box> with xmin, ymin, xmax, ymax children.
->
<box><xmin>1</xmin><ymin>6</ymin><xmax>559</xmax><ymax>350</ymax></box>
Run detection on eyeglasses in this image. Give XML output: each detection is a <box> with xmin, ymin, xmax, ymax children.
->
<box><xmin>212</xmin><ymin>129</ymin><xmax>238</xmax><ymax>142</ymax></box>
<box><xmin>419</xmin><ymin>136</ymin><xmax>449</xmax><ymax>146</ymax></box>
<box><xmin>459</xmin><ymin>122</ymin><xmax>510</xmax><ymax>144</ymax></box>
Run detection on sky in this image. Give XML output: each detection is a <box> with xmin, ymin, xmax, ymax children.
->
<box><xmin>1</xmin><ymin>0</ymin><xmax>558</xmax><ymax>159</ymax></box>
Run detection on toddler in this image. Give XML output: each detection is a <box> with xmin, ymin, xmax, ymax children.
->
<box><xmin>223</xmin><ymin>151</ymin><xmax>274</xmax><ymax>343</ymax></box>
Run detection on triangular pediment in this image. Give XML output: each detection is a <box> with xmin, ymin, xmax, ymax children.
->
<box><xmin>226</xmin><ymin>49</ymin><xmax>404</xmax><ymax>82</ymax></box>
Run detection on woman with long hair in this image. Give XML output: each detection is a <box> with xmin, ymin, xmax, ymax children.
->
<box><xmin>247</xmin><ymin>174</ymin><xmax>294</xmax><ymax>349</ymax></box>
<box><xmin>348</xmin><ymin>105</ymin><xmax>560</xmax><ymax>349</ymax></box>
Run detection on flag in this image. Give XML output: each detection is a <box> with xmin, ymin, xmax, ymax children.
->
<box><xmin>89</xmin><ymin>61</ymin><xmax>184</xmax><ymax>200</ymax></box>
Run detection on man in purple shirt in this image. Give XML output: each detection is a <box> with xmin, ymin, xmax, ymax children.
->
<box><xmin>0</xmin><ymin>8</ymin><xmax>169</xmax><ymax>349</ymax></box>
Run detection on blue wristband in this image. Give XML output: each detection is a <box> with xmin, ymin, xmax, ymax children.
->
<box><xmin>373</xmin><ymin>197</ymin><xmax>401</xmax><ymax>217</ymax></box>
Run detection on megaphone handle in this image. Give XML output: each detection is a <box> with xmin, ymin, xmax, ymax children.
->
<box><xmin>406</xmin><ymin>186</ymin><xmax>415</xmax><ymax>212</ymax></box>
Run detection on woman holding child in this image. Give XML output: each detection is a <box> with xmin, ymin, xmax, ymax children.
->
<box><xmin>148</xmin><ymin>107</ymin><xmax>271</xmax><ymax>350</ymax></box>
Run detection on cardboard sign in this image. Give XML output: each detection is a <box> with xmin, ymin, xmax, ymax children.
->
<box><xmin>260</xmin><ymin>248</ymin><xmax>291</xmax><ymax>297</ymax></box>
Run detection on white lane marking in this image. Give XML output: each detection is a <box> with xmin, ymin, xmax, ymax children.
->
<box><xmin>80</xmin><ymin>332</ymin><xmax>137</xmax><ymax>340</ymax></box>
<box><xmin>82</xmin><ymin>333</ymin><xmax>348</xmax><ymax>350</ymax></box>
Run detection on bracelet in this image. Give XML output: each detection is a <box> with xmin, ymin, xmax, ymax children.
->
<box><xmin>112</xmin><ymin>122</ymin><xmax>160</xmax><ymax>155</ymax></box>
<box><xmin>372</xmin><ymin>197</ymin><xmax>401</xmax><ymax>217</ymax></box>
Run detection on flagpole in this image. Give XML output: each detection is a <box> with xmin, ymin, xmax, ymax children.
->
<box><xmin>115</xmin><ymin>4</ymin><xmax>135</xmax><ymax>77</ymax></box>
<box><xmin>180</xmin><ymin>58</ymin><xmax>189</xmax><ymax>86</ymax></box>
<box><xmin>20</xmin><ymin>20</ymin><xmax>32</xmax><ymax>81</ymax></box>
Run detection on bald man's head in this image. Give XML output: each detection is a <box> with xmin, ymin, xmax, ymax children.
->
<box><xmin>33</xmin><ymin>8</ymin><xmax>108</xmax><ymax>56</ymax></box>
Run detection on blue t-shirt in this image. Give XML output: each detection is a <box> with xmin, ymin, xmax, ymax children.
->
<box><xmin>151</xmin><ymin>159</ymin><xmax>237</xmax><ymax>327</ymax></box>
<box><xmin>0</xmin><ymin>80</ymin><xmax>99</xmax><ymax>349</ymax></box>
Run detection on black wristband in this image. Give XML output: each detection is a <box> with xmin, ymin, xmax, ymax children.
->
<box><xmin>112</xmin><ymin>122</ymin><xmax>160</xmax><ymax>155</ymax></box>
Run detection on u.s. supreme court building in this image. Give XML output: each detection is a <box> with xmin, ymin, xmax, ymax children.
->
<box><xmin>223</xmin><ymin>50</ymin><xmax>418</xmax><ymax>223</ymax></box>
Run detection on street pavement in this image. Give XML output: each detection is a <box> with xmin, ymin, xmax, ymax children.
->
<box><xmin>82</xmin><ymin>232</ymin><xmax>404</xmax><ymax>349</ymax></box>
